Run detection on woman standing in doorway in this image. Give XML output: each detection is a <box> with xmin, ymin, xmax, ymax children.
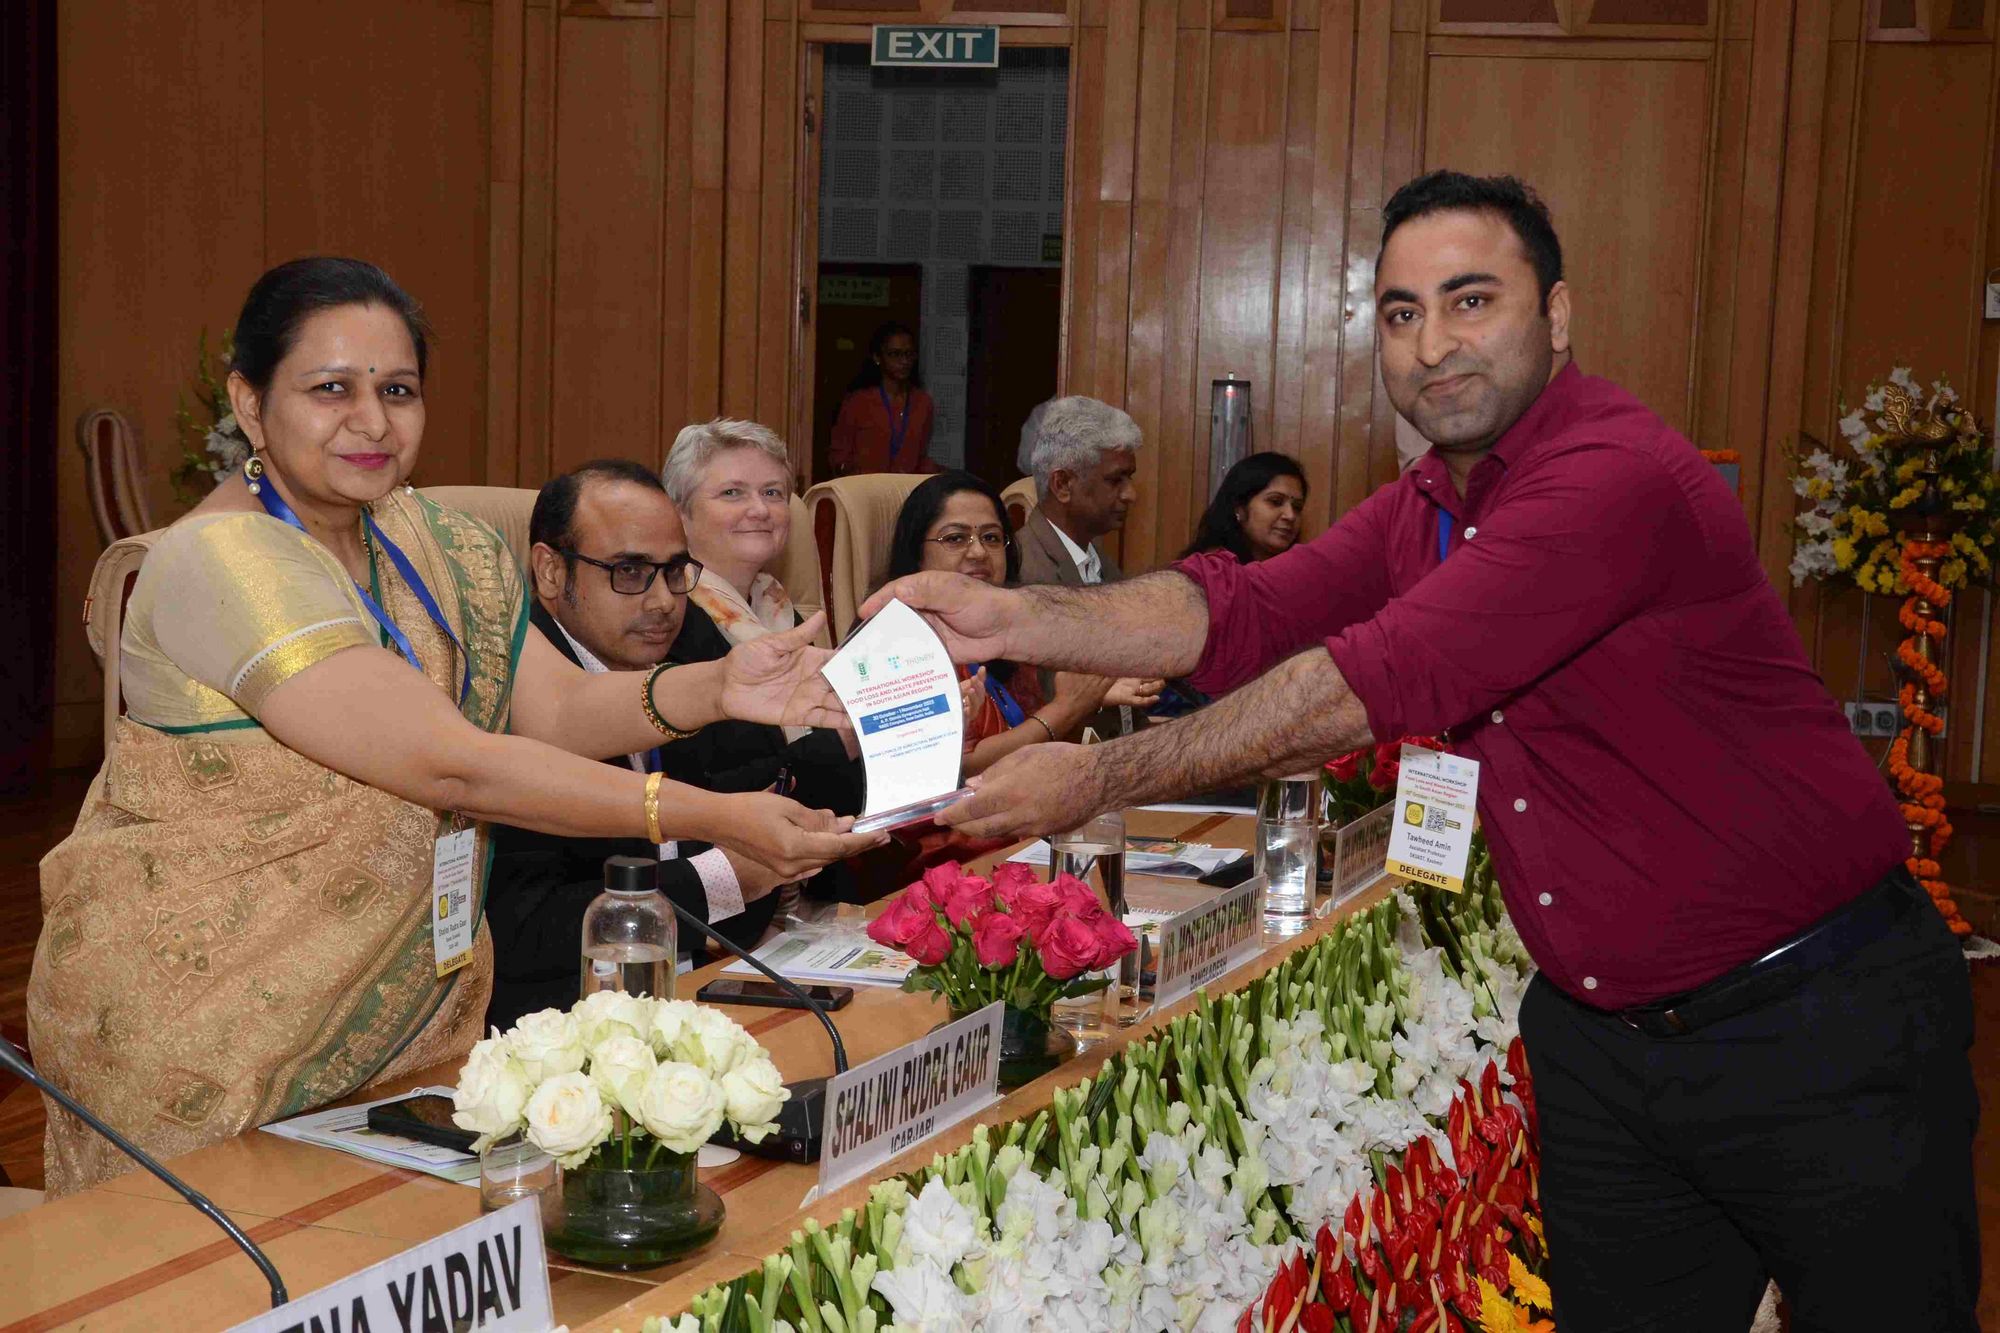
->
<box><xmin>829</xmin><ymin>321</ymin><xmax>936</xmax><ymax>475</ymax></box>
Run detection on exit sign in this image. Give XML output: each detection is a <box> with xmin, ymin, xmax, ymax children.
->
<box><xmin>871</xmin><ymin>25</ymin><xmax>999</xmax><ymax>69</ymax></box>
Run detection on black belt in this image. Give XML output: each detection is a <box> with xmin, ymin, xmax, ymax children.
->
<box><xmin>1612</xmin><ymin>867</ymin><xmax>1921</xmax><ymax>1037</ymax></box>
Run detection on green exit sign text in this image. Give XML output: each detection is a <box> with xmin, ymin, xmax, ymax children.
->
<box><xmin>871</xmin><ymin>25</ymin><xmax>999</xmax><ymax>69</ymax></box>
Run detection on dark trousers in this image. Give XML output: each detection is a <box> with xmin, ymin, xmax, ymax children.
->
<box><xmin>1518</xmin><ymin>888</ymin><xmax>1979</xmax><ymax>1332</ymax></box>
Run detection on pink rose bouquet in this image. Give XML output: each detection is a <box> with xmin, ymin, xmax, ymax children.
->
<box><xmin>864</xmin><ymin>860</ymin><xmax>1138</xmax><ymax>1018</ymax></box>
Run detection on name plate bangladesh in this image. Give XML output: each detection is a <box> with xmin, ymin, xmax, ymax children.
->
<box><xmin>1151</xmin><ymin>876</ymin><xmax>1266</xmax><ymax>1013</ymax></box>
<box><xmin>225</xmin><ymin>1198</ymin><xmax>552</xmax><ymax>1333</ymax></box>
<box><xmin>820</xmin><ymin>1001</ymin><xmax>1002</xmax><ymax>1195</ymax></box>
<box><xmin>871</xmin><ymin>25</ymin><xmax>1000</xmax><ymax>68</ymax></box>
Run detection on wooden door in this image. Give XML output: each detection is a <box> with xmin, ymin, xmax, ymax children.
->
<box><xmin>809</xmin><ymin>261</ymin><xmax>924</xmax><ymax>482</ymax></box>
<box><xmin>964</xmin><ymin>264</ymin><xmax>1063</xmax><ymax>488</ymax></box>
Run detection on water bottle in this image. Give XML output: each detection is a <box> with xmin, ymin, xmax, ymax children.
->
<box><xmin>1257</xmin><ymin>773</ymin><xmax>1321</xmax><ymax>935</ymax></box>
<box><xmin>580</xmin><ymin>855</ymin><xmax>677</xmax><ymax>1001</ymax></box>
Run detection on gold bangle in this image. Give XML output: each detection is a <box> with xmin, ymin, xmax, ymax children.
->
<box><xmin>1028</xmin><ymin>714</ymin><xmax>1056</xmax><ymax>742</ymax></box>
<box><xmin>643</xmin><ymin>771</ymin><xmax>664</xmax><ymax>844</ymax></box>
<box><xmin>642</xmin><ymin>663</ymin><xmax>701</xmax><ymax>741</ymax></box>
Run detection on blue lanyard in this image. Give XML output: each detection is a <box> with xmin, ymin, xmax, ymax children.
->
<box><xmin>877</xmin><ymin>385</ymin><xmax>911</xmax><ymax>464</ymax></box>
<box><xmin>971</xmin><ymin>665</ymin><xmax>1027</xmax><ymax>728</ymax></box>
<box><xmin>256</xmin><ymin>485</ymin><xmax>470</xmax><ymax>705</ymax></box>
<box><xmin>1436</xmin><ymin>506</ymin><xmax>1454</xmax><ymax>564</ymax></box>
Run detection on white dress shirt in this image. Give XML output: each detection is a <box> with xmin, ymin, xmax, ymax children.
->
<box><xmin>1049</xmin><ymin>521</ymin><xmax>1103</xmax><ymax>585</ymax></box>
<box><xmin>552</xmin><ymin>618</ymin><xmax>745</xmax><ymax>923</ymax></box>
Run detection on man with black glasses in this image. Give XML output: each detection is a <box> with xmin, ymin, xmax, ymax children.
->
<box><xmin>484</xmin><ymin>459</ymin><xmax>790</xmax><ymax>1029</ymax></box>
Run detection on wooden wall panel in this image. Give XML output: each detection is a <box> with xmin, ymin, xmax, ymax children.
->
<box><xmin>47</xmin><ymin>0</ymin><xmax>2000</xmax><ymax>789</ymax></box>
<box><xmin>550</xmin><ymin>16</ymin><xmax>667</xmax><ymax>470</ymax></box>
<box><xmin>1193</xmin><ymin>31</ymin><xmax>1292</xmax><ymax>497</ymax></box>
<box><xmin>262</xmin><ymin>1</ymin><xmax>493</xmax><ymax>489</ymax></box>
<box><xmin>1423</xmin><ymin>52</ymin><xmax>1711</xmax><ymax>431</ymax></box>
<box><xmin>1837</xmin><ymin>43</ymin><xmax>1993</xmax><ymax>397</ymax></box>
<box><xmin>52</xmin><ymin>0</ymin><xmax>266</xmax><ymax>768</ymax></box>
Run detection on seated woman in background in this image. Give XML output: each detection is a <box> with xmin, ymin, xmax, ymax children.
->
<box><xmin>829</xmin><ymin>322</ymin><xmax>935</xmax><ymax>475</ymax></box>
<box><xmin>28</xmin><ymin>260</ymin><xmax>875</xmax><ymax>1196</ymax></box>
<box><xmin>1181</xmin><ymin>451</ymin><xmax>1309</xmax><ymax>562</ymax></box>
<box><xmin>878</xmin><ymin>472</ymin><xmax>1142</xmax><ymax>872</ymax></box>
<box><xmin>660</xmin><ymin>419</ymin><xmax>868</xmax><ymax>904</ymax></box>
<box><xmin>886</xmin><ymin>471</ymin><xmax>1131</xmax><ymax>774</ymax></box>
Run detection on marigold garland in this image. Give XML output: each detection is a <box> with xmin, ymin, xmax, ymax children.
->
<box><xmin>1891</xmin><ymin>539</ymin><xmax>1971</xmax><ymax>937</ymax></box>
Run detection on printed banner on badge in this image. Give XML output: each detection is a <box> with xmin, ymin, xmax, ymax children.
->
<box><xmin>1151</xmin><ymin>876</ymin><xmax>1266</xmax><ymax>1013</ymax></box>
<box><xmin>1384</xmin><ymin>744</ymin><xmax>1480</xmax><ymax>892</ymax></box>
<box><xmin>819</xmin><ymin>1002</ymin><xmax>1003</xmax><ymax>1197</ymax></box>
<box><xmin>821</xmin><ymin>598</ymin><xmax>968</xmax><ymax>831</ymax></box>
<box><xmin>224</xmin><ymin>1197</ymin><xmax>552</xmax><ymax>1333</ymax></box>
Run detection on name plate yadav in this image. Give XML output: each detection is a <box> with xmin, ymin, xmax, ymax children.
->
<box><xmin>1151</xmin><ymin>876</ymin><xmax>1266</xmax><ymax>1013</ymax></box>
<box><xmin>225</xmin><ymin>1198</ymin><xmax>553</xmax><ymax>1333</ymax></box>
<box><xmin>819</xmin><ymin>1002</ymin><xmax>1003</xmax><ymax>1196</ymax></box>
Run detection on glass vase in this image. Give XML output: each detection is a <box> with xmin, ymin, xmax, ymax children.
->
<box><xmin>946</xmin><ymin>1004</ymin><xmax>1076</xmax><ymax>1090</ymax></box>
<box><xmin>545</xmin><ymin>1145</ymin><xmax>725</xmax><ymax>1270</ymax></box>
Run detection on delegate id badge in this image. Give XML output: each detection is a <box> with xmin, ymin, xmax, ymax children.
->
<box><xmin>432</xmin><ymin>822</ymin><xmax>478</xmax><ymax>978</ymax></box>
<box><xmin>1384</xmin><ymin>744</ymin><xmax>1480</xmax><ymax>892</ymax></box>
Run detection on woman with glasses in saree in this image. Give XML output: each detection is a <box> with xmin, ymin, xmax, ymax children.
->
<box><xmin>873</xmin><ymin>472</ymin><xmax>1130</xmax><ymax>874</ymax></box>
<box><xmin>28</xmin><ymin>259</ymin><xmax>878</xmax><ymax>1195</ymax></box>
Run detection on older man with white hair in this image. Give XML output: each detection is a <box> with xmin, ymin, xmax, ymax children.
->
<box><xmin>1017</xmin><ymin>395</ymin><xmax>1141</xmax><ymax>588</ymax></box>
<box><xmin>1016</xmin><ymin>396</ymin><xmax>1161</xmax><ymax>729</ymax></box>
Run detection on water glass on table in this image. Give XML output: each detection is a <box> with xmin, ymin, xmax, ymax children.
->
<box><xmin>1258</xmin><ymin>773</ymin><xmax>1322</xmax><ymax>935</ymax></box>
<box><xmin>1050</xmin><ymin>810</ymin><xmax>1134</xmax><ymax>1036</ymax></box>
<box><xmin>480</xmin><ymin>1133</ymin><xmax>561</xmax><ymax>1232</ymax></box>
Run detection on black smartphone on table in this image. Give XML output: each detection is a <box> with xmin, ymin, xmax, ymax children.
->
<box><xmin>695</xmin><ymin>978</ymin><xmax>854</xmax><ymax>1011</ymax></box>
<box><xmin>365</xmin><ymin>1093</ymin><xmax>478</xmax><ymax>1155</ymax></box>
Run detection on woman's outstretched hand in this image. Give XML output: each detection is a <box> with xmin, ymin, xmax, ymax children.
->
<box><xmin>718</xmin><ymin>611</ymin><xmax>851</xmax><ymax>730</ymax></box>
<box><xmin>714</xmin><ymin>794</ymin><xmax>884</xmax><ymax>879</ymax></box>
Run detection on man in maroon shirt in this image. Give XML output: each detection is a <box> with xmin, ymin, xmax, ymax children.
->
<box><xmin>865</xmin><ymin>171</ymin><xmax>1977</xmax><ymax>1330</ymax></box>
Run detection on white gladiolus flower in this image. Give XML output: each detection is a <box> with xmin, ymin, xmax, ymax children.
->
<box><xmin>901</xmin><ymin>1177</ymin><xmax>981</xmax><ymax>1271</ymax></box>
<box><xmin>636</xmin><ymin>1059</ymin><xmax>727</xmax><ymax>1154</ymax></box>
<box><xmin>871</xmin><ymin>1259</ymin><xmax>973</xmax><ymax>1331</ymax></box>
<box><xmin>451</xmin><ymin>1034</ymin><xmax>530</xmax><ymax>1150</ymax></box>
<box><xmin>507</xmin><ymin>1008</ymin><xmax>588</xmax><ymax>1083</ymax></box>
<box><xmin>522</xmin><ymin>1072</ymin><xmax>613</xmax><ymax>1167</ymax></box>
<box><xmin>588</xmin><ymin>1034</ymin><xmax>657</xmax><ymax>1120</ymax></box>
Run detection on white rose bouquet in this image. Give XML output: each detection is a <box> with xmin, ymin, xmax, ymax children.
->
<box><xmin>453</xmin><ymin>994</ymin><xmax>788</xmax><ymax>1170</ymax></box>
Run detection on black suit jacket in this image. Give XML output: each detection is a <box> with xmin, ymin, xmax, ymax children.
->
<box><xmin>661</xmin><ymin>601</ymin><xmax>868</xmax><ymax>901</ymax></box>
<box><xmin>483</xmin><ymin>602</ymin><xmax>781</xmax><ymax>1031</ymax></box>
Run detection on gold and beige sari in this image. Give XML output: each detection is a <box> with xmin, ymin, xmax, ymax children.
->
<box><xmin>29</xmin><ymin>489</ymin><xmax>528</xmax><ymax>1196</ymax></box>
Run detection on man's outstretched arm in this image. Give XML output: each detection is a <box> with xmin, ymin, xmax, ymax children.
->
<box><xmin>862</xmin><ymin>569</ymin><xmax>1211</xmax><ymax>680</ymax></box>
<box><xmin>938</xmin><ymin>645</ymin><xmax>1373</xmax><ymax>840</ymax></box>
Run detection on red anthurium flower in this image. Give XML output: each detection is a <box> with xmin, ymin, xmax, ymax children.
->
<box><xmin>1299</xmin><ymin>1305</ymin><xmax>1337</xmax><ymax>1333</ymax></box>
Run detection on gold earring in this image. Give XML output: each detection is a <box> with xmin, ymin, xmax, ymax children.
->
<box><xmin>243</xmin><ymin>452</ymin><xmax>265</xmax><ymax>494</ymax></box>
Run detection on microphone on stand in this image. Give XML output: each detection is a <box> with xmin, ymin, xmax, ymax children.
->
<box><xmin>0</xmin><ymin>1035</ymin><xmax>288</xmax><ymax>1308</ymax></box>
<box><xmin>669</xmin><ymin>901</ymin><xmax>848</xmax><ymax>1164</ymax></box>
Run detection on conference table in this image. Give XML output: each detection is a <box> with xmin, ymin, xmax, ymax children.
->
<box><xmin>0</xmin><ymin>808</ymin><xmax>1387</xmax><ymax>1333</ymax></box>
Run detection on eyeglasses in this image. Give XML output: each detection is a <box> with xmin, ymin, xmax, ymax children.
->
<box><xmin>924</xmin><ymin>530</ymin><xmax>1008</xmax><ymax>552</ymax></box>
<box><xmin>562</xmin><ymin>549</ymin><xmax>703</xmax><ymax>596</ymax></box>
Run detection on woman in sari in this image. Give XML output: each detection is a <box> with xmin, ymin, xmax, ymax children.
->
<box><xmin>874</xmin><ymin>471</ymin><xmax>1133</xmax><ymax>875</ymax></box>
<box><xmin>29</xmin><ymin>259</ymin><xmax>877</xmax><ymax>1195</ymax></box>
